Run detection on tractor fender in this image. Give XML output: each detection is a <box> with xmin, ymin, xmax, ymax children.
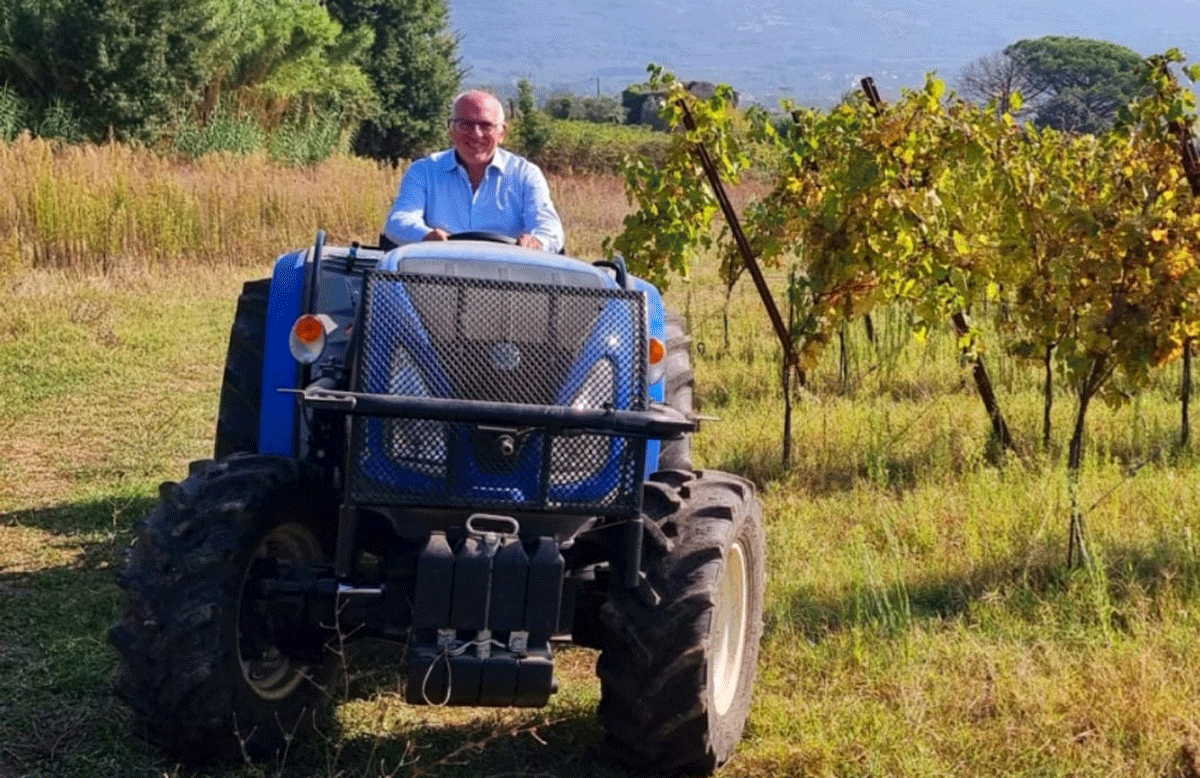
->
<box><xmin>258</xmin><ymin>249</ymin><xmax>307</xmax><ymax>455</ymax></box>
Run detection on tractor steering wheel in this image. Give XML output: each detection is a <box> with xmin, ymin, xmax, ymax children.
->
<box><xmin>448</xmin><ymin>231</ymin><xmax>517</xmax><ymax>245</ymax></box>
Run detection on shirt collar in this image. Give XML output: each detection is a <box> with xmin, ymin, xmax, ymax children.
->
<box><xmin>441</xmin><ymin>147</ymin><xmax>514</xmax><ymax>177</ymax></box>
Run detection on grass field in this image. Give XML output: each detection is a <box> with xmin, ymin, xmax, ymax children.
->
<box><xmin>2</xmin><ymin>147</ymin><xmax>1200</xmax><ymax>778</ymax></box>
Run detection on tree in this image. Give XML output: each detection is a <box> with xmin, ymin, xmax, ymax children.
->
<box><xmin>545</xmin><ymin>91</ymin><xmax>624</xmax><ymax>124</ymax></box>
<box><xmin>1009</xmin><ymin>36</ymin><xmax>1145</xmax><ymax>133</ymax></box>
<box><xmin>0</xmin><ymin>0</ymin><xmax>373</xmax><ymax>144</ymax></box>
<box><xmin>956</xmin><ymin>36</ymin><xmax>1146</xmax><ymax>134</ymax></box>
<box><xmin>957</xmin><ymin>50</ymin><xmax>1026</xmax><ymax>116</ymax></box>
<box><xmin>323</xmin><ymin>0</ymin><xmax>463</xmax><ymax>163</ymax></box>
<box><xmin>188</xmin><ymin>0</ymin><xmax>375</xmax><ymax>142</ymax></box>
<box><xmin>0</xmin><ymin>0</ymin><xmax>228</xmax><ymax>140</ymax></box>
<box><xmin>511</xmin><ymin>79</ymin><xmax>552</xmax><ymax>162</ymax></box>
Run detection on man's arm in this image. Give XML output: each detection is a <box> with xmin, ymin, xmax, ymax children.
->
<box><xmin>384</xmin><ymin>159</ymin><xmax>442</xmax><ymax>245</ymax></box>
<box><xmin>520</xmin><ymin>162</ymin><xmax>566</xmax><ymax>253</ymax></box>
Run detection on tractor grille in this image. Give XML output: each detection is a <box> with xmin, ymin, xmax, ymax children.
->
<box><xmin>348</xmin><ymin>271</ymin><xmax>647</xmax><ymax>514</ymax></box>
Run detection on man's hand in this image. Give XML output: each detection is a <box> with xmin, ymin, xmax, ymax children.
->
<box><xmin>423</xmin><ymin>228</ymin><xmax>450</xmax><ymax>241</ymax></box>
<box><xmin>516</xmin><ymin>233</ymin><xmax>544</xmax><ymax>250</ymax></box>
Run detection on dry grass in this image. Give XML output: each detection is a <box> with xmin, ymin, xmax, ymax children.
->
<box><xmin>0</xmin><ymin>137</ymin><xmax>399</xmax><ymax>275</ymax></box>
<box><xmin>0</xmin><ymin>135</ymin><xmax>753</xmax><ymax>277</ymax></box>
<box><xmin>551</xmin><ymin>173</ymin><xmax>629</xmax><ymax>257</ymax></box>
<box><xmin>0</xmin><ymin>137</ymin><xmax>641</xmax><ymax>278</ymax></box>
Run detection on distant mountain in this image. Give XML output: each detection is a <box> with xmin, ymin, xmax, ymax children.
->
<box><xmin>449</xmin><ymin>0</ymin><xmax>1198</xmax><ymax>108</ymax></box>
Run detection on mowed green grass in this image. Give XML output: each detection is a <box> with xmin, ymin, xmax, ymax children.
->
<box><xmin>3</xmin><ymin>231</ymin><xmax>1200</xmax><ymax>776</ymax></box>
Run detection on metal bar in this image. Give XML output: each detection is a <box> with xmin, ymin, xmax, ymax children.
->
<box><xmin>335</xmin><ymin>505</ymin><xmax>358</xmax><ymax>578</ymax></box>
<box><xmin>294</xmin><ymin>387</ymin><xmax>697</xmax><ymax>438</ymax></box>
<box><xmin>677</xmin><ymin>99</ymin><xmax>804</xmax><ymax>386</ymax></box>
<box><xmin>623</xmin><ymin>516</ymin><xmax>644</xmax><ymax>589</ymax></box>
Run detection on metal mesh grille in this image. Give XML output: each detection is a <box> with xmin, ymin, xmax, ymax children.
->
<box><xmin>348</xmin><ymin>272</ymin><xmax>647</xmax><ymax>513</ymax></box>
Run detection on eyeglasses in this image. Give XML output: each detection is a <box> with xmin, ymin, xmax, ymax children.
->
<box><xmin>451</xmin><ymin>119</ymin><xmax>502</xmax><ymax>134</ymax></box>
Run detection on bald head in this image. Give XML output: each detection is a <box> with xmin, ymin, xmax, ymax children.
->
<box><xmin>448</xmin><ymin>89</ymin><xmax>508</xmax><ymax>182</ymax></box>
<box><xmin>452</xmin><ymin>90</ymin><xmax>506</xmax><ymax>125</ymax></box>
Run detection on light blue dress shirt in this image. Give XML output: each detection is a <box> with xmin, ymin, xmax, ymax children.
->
<box><xmin>384</xmin><ymin>147</ymin><xmax>565</xmax><ymax>252</ymax></box>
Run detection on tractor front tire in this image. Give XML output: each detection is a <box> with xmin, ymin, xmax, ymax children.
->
<box><xmin>597</xmin><ymin>469</ymin><xmax>765</xmax><ymax>775</ymax></box>
<box><xmin>109</xmin><ymin>455</ymin><xmax>337</xmax><ymax>763</ymax></box>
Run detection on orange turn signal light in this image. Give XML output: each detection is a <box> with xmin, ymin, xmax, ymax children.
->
<box><xmin>289</xmin><ymin>313</ymin><xmax>335</xmax><ymax>364</ymax></box>
<box><xmin>648</xmin><ymin>337</ymin><xmax>666</xmax><ymax>365</ymax></box>
<box><xmin>293</xmin><ymin>314</ymin><xmax>325</xmax><ymax>344</ymax></box>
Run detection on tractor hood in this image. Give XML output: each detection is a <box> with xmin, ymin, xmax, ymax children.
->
<box><xmin>379</xmin><ymin>241</ymin><xmax>618</xmax><ymax>290</ymax></box>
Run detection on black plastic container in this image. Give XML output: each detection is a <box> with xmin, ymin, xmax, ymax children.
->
<box><xmin>488</xmin><ymin>538</ymin><xmax>529</xmax><ymax>632</ymax></box>
<box><xmin>411</xmin><ymin>532</ymin><xmax>454</xmax><ymax>628</ymax></box>
<box><xmin>450</xmin><ymin>535</ymin><xmax>491</xmax><ymax>630</ymax></box>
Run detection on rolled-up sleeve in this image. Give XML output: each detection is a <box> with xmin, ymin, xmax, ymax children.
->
<box><xmin>384</xmin><ymin>159</ymin><xmax>436</xmax><ymax>245</ymax></box>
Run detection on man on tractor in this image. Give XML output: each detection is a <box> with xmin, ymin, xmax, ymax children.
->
<box><xmin>383</xmin><ymin>89</ymin><xmax>565</xmax><ymax>252</ymax></box>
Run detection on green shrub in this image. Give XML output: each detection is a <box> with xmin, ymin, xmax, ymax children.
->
<box><xmin>36</xmin><ymin>99</ymin><xmax>85</xmax><ymax>143</ymax></box>
<box><xmin>172</xmin><ymin>110</ymin><xmax>266</xmax><ymax>158</ymax></box>
<box><xmin>509</xmin><ymin>119</ymin><xmax>669</xmax><ymax>174</ymax></box>
<box><xmin>544</xmin><ymin>92</ymin><xmax>624</xmax><ymax>124</ymax></box>
<box><xmin>0</xmin><ymin>87</ymin><xmax>27</xmax><ymax>141</ymax></box>
<box><xmin>513</xmin><ymin>79</ymin><xmax>553</xmax><ymax>164</ymax></box>
<box><xmin>269</xmin><ymin>115</ymin><xmax>347</xmax><ymax>166</ymax></box>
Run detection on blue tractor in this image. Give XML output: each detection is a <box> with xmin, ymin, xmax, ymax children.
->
<box><xmin>109</xmin><ymin>231</ymin><xmax>765</xmax><ymax>775</ymax></box>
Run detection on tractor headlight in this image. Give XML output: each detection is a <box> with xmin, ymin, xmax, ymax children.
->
<box><xmin>384</xmin><ymin>347</ymin><xmax>446</xmax><ymax>474</ymax></box>
<box><xmin>387</xmin><ymin>346</ymin><xmax>429</xmax><ymax>395</ymax></box>
<box><xmin>551</xmin><ymin>358</ymin><xmax>615</xmax><ymax>486</ymax></box>
<box><xmin>289</xmin><ymin>313</ymin><xmax>336</xmax><ymax>364</ymax></box>
<box><xmin>572</xmin><ymin>357</ymin><xmax>615</xmax><ymax>409</ymax></box>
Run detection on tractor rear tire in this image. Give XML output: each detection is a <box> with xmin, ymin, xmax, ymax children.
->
<box><xmin>597</xmin><ymin>469</ymin><xmax>765</xmax><ymax>775</ymax></box>
<box><xmin>109</xmin><ymin>455</ymin><xmax>337</xmax><ymax>763</ymax></box>
<box><xmin>214</xmin><ymin>279</ymin><xmax>270</xmax><ymax>458</ymax></box>
<box><xmin>657</xmin><ymin>309</ymin><xmax>695</xmax><ymax>471</ymax></box>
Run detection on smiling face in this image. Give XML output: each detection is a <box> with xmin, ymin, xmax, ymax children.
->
<box><xmin>450</xmin><ymin>91</ymin><xmax>507</xmax><ymax>172</ymax></box>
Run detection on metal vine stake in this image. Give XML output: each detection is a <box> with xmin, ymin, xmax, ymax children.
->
<box><xmin>676</xmin><ymin>98</ymin><xmax>805</xmax><ymax>465</ymax></box>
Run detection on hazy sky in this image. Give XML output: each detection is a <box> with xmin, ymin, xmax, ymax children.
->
<box><xmin>450</xmin><ymin>0</ymin><xmax>1200</xmax><ymax>106</ymax></box>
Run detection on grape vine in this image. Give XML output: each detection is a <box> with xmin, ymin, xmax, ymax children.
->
<box><xmin>611</xmin><ymin>52</ymin><xmax>1200</xmax><ymax>566</ymax></box>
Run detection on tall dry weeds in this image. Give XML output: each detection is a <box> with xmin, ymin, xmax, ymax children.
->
<box><xmin>0</xmin><ymin>137</ymin><xmax>402</xmax><ymax>275</ymax></box>
<box><xmin>0</xmin><ymin>137</ymin><xmax>644</xmax><ymax>276</ymax></box>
